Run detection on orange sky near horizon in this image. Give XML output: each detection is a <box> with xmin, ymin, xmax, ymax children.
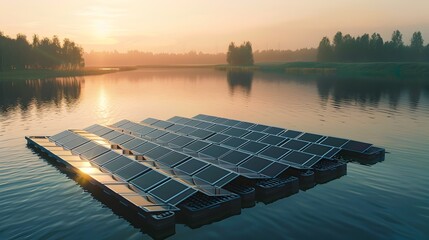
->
<box><xmin>1</xmin><ymin>0</ymin><xmax>429</xmax><ymax>53</ymax></box>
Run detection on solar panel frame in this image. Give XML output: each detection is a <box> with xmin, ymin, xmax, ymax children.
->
<box><xmin>262</xmin><ymin>126</ymin><xmax>285</xmax><ymax>135</ymax></box>
<box><xmin>211</xmin><ymin>117</ymin><xmax>228</xmax><ymax>124</ymax></box>
<box><xmin>222</xmin><ymin>127</ymin><xmax>249</xmax><ymax>137</ymax></box>
<box><xmin>50</xmin><ymin>130</ymin><xmax>72</xmax><ymax>142</ymax></box>
<box><xmin>242</xmin><ymin>131</ymin><xmax>267</xmax><ymax>141</ymax></box>
<box><xmin>198</xmin><ymin>145</ymin><xmax>231</xmax><ymax>159</ymax></box>
<box><xmin>131</xmin><ymin>142</ymin><xmax>158</xmax><ymax>154</ymax></box>
<box><xmin>61</xmin><ymin>136</ymin><xmax>89</xmax><ymax>150</ymax></box>
<box><xmin>298</xmin><ymin>133</ymin><xmax>325</xmax><ymax>143</ymax></box>
<box><xmin>281</xmin><ymin>130</ymin><xmax>303</xmax><ymax>138</ymax></box>
<box><xmin>259</xmin><ymin>146</ymin><xmax>291</xmax><ymax>160</ymax></box>
<box><xmin>222</xmin><ymin>119</ymin><xmax>241</xmax><ymax>127</ymax></box>
<box><xmin>176</xmin><ymin>126</ymin><xmax>198</xmax><ymax>135</ymax></box>
<box><xmin>259</xmin><ymin>162</ymin><xmax>289</xmax><ymax>177</ymax></box>
<box><xmin>281</xmin><ymin>139</ymin><xmax>310</xmax><ymax>151</ymax></box>
<box><xmin>182</xmin><ymin>119</ymin><xmax>203</xmax><ymax>127</ymax></box>
<box><xmin>111</xmin><ymin>119</ymin><xmax>130</xmax><ymax>128</ymax></box>
<box><xmin>249</xmin><ymin>124</ymin><xmax>269</xmax><ymax>132</ymax></box>
<box><xmin>110</xmin><ymin>134</ymin><xmax>134</xmax><ymax>145</ymax></box>
<box><xmin>93</xmin><ymin>127</ymin><xmax>113</xmax><ymax>136</ymax></box>
<box><xmin>341</xmin><ymin>140</ymin><xmax>372</xmax><ymax>153</ymax></box>
<box><xmin>303</xmin><ymin>156</ymin><xmax>322</xmax><ymax>167</ymax></box>
<box><xmin>239</xmin><ymin>141</ymin><xmax>268</xmax><ymax>154</ymax></box>
<box><xmin>319</xmin><ymin>137</ymin><xmax>349</xmax><ymax>148</ymax></box>
<box><xmin>280</xmin><ymin>151</ymin><xmax>314</xmax><ymax>166</ymax></box>
<box><xmin>149</xmin><ymin>179</ymin><xmax>191</xmax><ymax>203</ymax></box>
<box><xmin>239</xmin><ymin>156</ymin><xmax>273</xmax><ymax>172</ymax></box>
<box><xmin>207</xmin><ymin>124</ymin><xmax>230</xmax><ymax>132</ymax></box>
<box><xmin>260</xmin><ymin>135</ymin><xmax>288</xmax><ymax>146</ymax></box>
<box><xmin>131</xmin><ymin>170</ymin><xmax>169</xmax><ymax>191</ymax></box>
<box><xmin>192</xmin><ymin>114</ymin><xmax>209</xmax><ymax>120</ymax></box>
<box><xmin>302</xmin><ymin>143</ymin><xmax>333</xmax><ymax>157</ymax></box>
<box><xmin>157</xmin><ymin>151</ymin><xmax>190</xmax><ymax>167</ymax></box>
<box><xmin>102</xmin><ymin>156</ymin><xmax>134</xmax><ymax>172</ymax></box>
<box><xmin>221</xmin><ymin>137</ymin><xmax>248</xmax><ymax>149</ymax></box>
<box><xmin>80</xmin><ymin>145</ymin><xmax>109</xmax><ymax>160</ymax></box>
<box><xmin>233</xmin><ymin>121</ymin><xmax>255</xmax><ymax>129</ymax></box>
<box><xmin>144</xmin><ymin>146</ymin><xmax>173</xmax><ymax>161</ymax></box>
<box><xmin>194</xmin><ymin>121</ymin><xmax>213</xmax><ymax>129</ymax></box>
<box><xmin>193</xmin><ymin>165</ymin><xmax>233</xmax><ymax>185</ymax></box>
<box><xmin>92</xmin><ymin>151</ymin><xmax>121</xmax><ymax>165</ymax></box>
<box><xmin>167</xmin><ymin>116</ymin><xmax>184</xmax><ymax>123</ymax></box>
<box><xmin>120</xmin><ymin>138</ymin><xmax>146</xmax><ymax>150</ymax></box>
<box><xmin>156</xmin><ymin>133</ymin><xmax>180</xmax><ymax>143</ymax></box>
<box><xmin>141</xmin><ymin>118</ymin><xmax>159</xmax><ymax>125</ymax></box>
<box><xmin>205</xmin><ymin>133</ymin><xmax>230</xmax><ymax>144</ymax></box>
<box><xmin>167</xmin><ymin>135</ymin><xmax>195</xmax><ymax>148</ymax></box>
<box><xmin>114</xmin><ymin>161</ymin><xmax>150</xmax><ymax>181</ymax></box>
<box><xmin>102</xmin><ymin>131</ymin><xmax>123</xmax><ymax>141</ymax></box>
<box><xmin>72</xmin><ymin>141</ymin><xmax>98</xmax><ymax>155</ymax></box>
<box><xmin>143</xmin><ymin>129</ymin><xmax>168</xmax><ymax>140</ymax></box>
<box><xmin>169</xmin><ymin>117</ymin><xmax>191</xmax><ymax>125</ymax></box>
<box><xmin>166</xmin><ymin>124</ymin><xmax>185</xmax><ymax>132</ymax></box>
<box><xmin>219</xmin><ymin>150</ymin><xmax>251</xmax><ymax>165</ymax></box>
<box><xmin>188</xmin><ymin>129</ymin><xmax>215</xmax><ymax>139</ymax></box>
<box><xmin>182</xmin><ymin>140</ymin><xmax>210</xmax><ymax>153</ymax></box>
<box><xmin>149</xmin><ymin>120</ymin><xmax>172</xmax><ymax>129</ymax></box>
<box><xmin>175</xmin><ymin>158</ymin><xmax>208</xmax><ymax>175</ymax></box>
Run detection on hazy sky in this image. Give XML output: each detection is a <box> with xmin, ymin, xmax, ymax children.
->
<box><xmin>1</xmin><ymin>0</ymin><xmax>429</xmax><ymax>53</ymax></box>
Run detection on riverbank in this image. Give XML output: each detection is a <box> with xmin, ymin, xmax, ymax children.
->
<box><xmin>0</xmin><ymin>67</ymin><xmax>137</xmax><ymax>80</ymax></box>
<box><xmin>215</xmin><ymin>62</ymin><xmax>429</xmax><ymax>78</ymax></box>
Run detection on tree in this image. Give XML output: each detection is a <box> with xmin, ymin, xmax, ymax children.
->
<box><xmin>411</xmin><ymin>31</ymin><xmax>424</xmax><ymax>49</ymax></box>
<box><xmin>391</xmin><ymin>30</ymin><xmax>404</xmax><ymax>48</ymax></box>
<box><xmin>226</xmin><ymin>41</ymin><xmax>254</xmax><ymax>66</ymax></box>
<box><xmin>317</xmin><ymin>37</ymin><xmax>333</xmax><ymax>62</ymax></box>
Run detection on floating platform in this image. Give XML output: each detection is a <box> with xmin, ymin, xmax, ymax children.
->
<box><xmin>26</xmin><ymin>114</ymin><xmax>385</xmax><ymax>237</ymax></box>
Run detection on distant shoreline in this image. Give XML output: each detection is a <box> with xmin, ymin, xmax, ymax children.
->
<box><xmin>0</xmin><ymin>67</ymin><xmax>136</xmax><ymax>81</ymax></box>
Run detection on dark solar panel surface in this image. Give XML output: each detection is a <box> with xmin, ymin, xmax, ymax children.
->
<box><xmin>207</xmin><ymin>124</ymin><xmax>229</xmax><ymax>132</ymax></box>
<box><xmin>280</xmin><ymin>151</ymin><xmax>314</xmax><ymax>165</ymax></box>
<box><xmin>221</xmin><ymin>137</ymin><xmax>248</xmax><ymax>149</ymax></box>
<box><xmin>114</xmin><ymin>162</ymin><xmax>150</xmax><ymax>180</ymax></box>
<box><xmin>144</xmin><ymin>146</ymin><xmax>172</xmax><ymax>160</ymax></box>
<box><xmin>175</xmin><ymin>158</ymin><xmax>208</xmax><ymax>175</ymax></box>
<box><xmin>260</xmin><ymin>162</ymin><xmax>289</xmax><ymax>177</ymax></box>
<box><xmin>281</xmin><ymin>130</ymin><xmax>303</xmax><ymax>138</ymax></box>
<box><xmin>234</xmin><ymin>121</ymin><xmax>254</xmax><ymax>129</ymax></box>
<box><xmin>219</xmin><ymin>150</ymin><xmax>250</xmax><ymax>165</ymax></box>
<box><xmin>263</xmin><ymin>126</ymin><xmax>284</xmax><ymax>135</ymax></box>
<box><xmin>81</xmin><ymin>145</ymin><xmax>109</xmax><ymax>160</ymax></box>
<box><xmin>149</xmin><ymin>180</ymin><xmax>190</xmax><ymax>202</ymax></box>
<box><xmin>194</xmin><ymin>165</ymin><xmax>231</xmax><ymax>185</ymax></box>
<box><xmin>92</xmin><ymin>151</ymin><xmax>121</xmax><ymax>165</ymax></box>
<box><xmin>243</xmin><ymin>132</ymin><xmax>267</xmax><ymax>141</ymax></box>
<box><xmin>132</xmin><ymin>142</ymin><xmax>158</xmax><ymax>154</ymax></box>
<box><xmin>281</xmin><ymin>139</ymin><xmax>309</xmax><ymax>151</ymax></box>
<box><xmin>157</xmin><ymin>151</ymin><xmax>189</xmax><ymax>167</ymax></box>
<box><xmin>183</xmin><ymin>140</ymin><xmax>210</xmax><ymax>152</ymax></box>
<box><xmin>222</xmin><ymin>127</ymin><xmax>249</xmax><ymax>137</ymax></box>
<box><xmin>298</xmin><ymin>133</ymin><xmax>324</xmax><ymax>143</ymax></box>
<box><xmin>260</xmin><ymin>135</ymin><xmax>287</xmax><ymax>146</ymax></box>
<box><xmin>239</xmin><ymin>141</ymin><xmax>268</xmax><ymax>154</ymax></box>
<box><xmin>259</xmin><ymin>146</ymin><xmax>290</xmax><ymax>159</ymax></box>
<box><xmin>199</xmin><ymin>145</ymin><xmax>230</xmax><ymax>158</ymax></box>
<box><xmin>303</xmin><ymin>144</ymin><xmax>333</xmax><ymax>156</ymax></box>
<box><xmin>102</xmin><ymin>156</ymin><xmax>134</xmax><ymax>172</ymax></box>
<box><xmin>206</xmin><ymin>133</ymin><xmax>230</xmax><ymax>143</ymax></box>
<box><xmin>189</xmin><ymin>129</ymin><xmax>215</xmax><ymax>139</ymax></box>
<box><xmin>239</xmin><ymin>156</ymin><xmax>273</xmax><ymax>172</ymax></box>
<box><xmin>168</xmin><ymin>135</ymin><xmax>194</xmax><ymax>148</ymax></box>
<box><xmin>131</xmin><ymin>170</ymin><xmax>168</xmax><ymax>191</ymax></box>
<box><xmin>249</xmin><ymin>124</ymin><xmax>269</xmax><ymax>132</ymax></box>
<box><xmin>342</xmin><ymin>140</ymin><xmax>372</xmax><ymax>153</ymax></box>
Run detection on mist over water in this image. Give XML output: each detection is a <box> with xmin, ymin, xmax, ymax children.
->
<box><xmin>1</xmin><ymin>68</ymin><xmax>428</xmax><ymax>239</ymax></box>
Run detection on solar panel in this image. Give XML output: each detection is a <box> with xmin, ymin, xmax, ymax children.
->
<box><xmin>239</xmin><ymin>141</ymin><xmax>268</xmax><ymax>154</ymax></box>
<box><xmin>222</xmin><ymin>127</ymin><xmax>249</xmax><ymax>137</ymax></box>
<box><xmin>102</xmin><ymin>156</ymin><xmax>134</xmax><ymax>172</ymax></box>
<box><xmin>260</xmin><ymin>135</ymin><xmax>288</xmax><ymax>146</ymax></box>
<box><xmin>239</xmin><ymin>156</ymin><xmax>273</xmax><ymax>172</ymax></box>
<box><xmin>221</xmin><ymin>137</ymin><xmax>248</xmax><ymax>149</ymax></box>
<box><xmin>120</xmin><ymin>138</ymin><xmax>146</xmax><ymax>150</ymax></box>
<box><xmin>319</xmin><ymin>136</ymin><xmax>349</xmax><ymax>148</ymax></box>
<box><xmin>199</xmin><ymin>145</ymin><xmax>230</xmax><ymax>159</ymax></box>
<box><xmin>192</xmin><ymin>114</ymin><xmax>209</xmax><ymax>120</ymax></box>
<box><xmin>263</xmin><ymin>126</ymin><xmax>284</xmax><ymax>135</ymax></box>
<box><xmin>111</xmin><ymin>119</ymin><xmax>129</xmax><ymax>128</ymax></box>
<box><xmin>83</xmin><ymin>124</ymin><xmax>101</xmax><ymax>132</ymax></box>
<box><xmin>188</xmin><ymin>129</ymin><xmax>215</xmax><ymax>139</ymax></box>
<box><xmin>54</xmin><ymin>133</ymin><xmax>79</xmax><ymax>145</ymax></box>
<box><xmin>144</xmin><ymin>129</ymin><xmax>167</xmax><ymax>140</ymax></box>
<box><xmin>151</xmin><ymin>120</ymin><xmax>174</xmax><ymax>129</ymax></box>
<box><xmin>132</xmin><ymin>142</ymin><xmax>158</xmax><ymax>154</ymax></box>
<box><xmin>280</xmin><ymin>151</ymin><xmax>314</xmax><ymax>165</ymax></box>
<box><xmin>243</xmin><ymin>131</ymin><xmax>267</xmax><ymax>141</ymax></box>
<box><xmin>207</xmin><ymin>124</ymin><xmax>230</xmax><ymax>132</ymax></box>
<box><xmin>341</xmin><ymin>140</ymin><xmax>372</xmax><ymax>153</ymax></box>
<box><xmin>102</xmin><ymin>131</ymin><xmax>123</xmax><ymax>140</ymax></box>
<box><xmin>80</xmin><ymin>145</ymin><xmax>109</xmax><ymax>160</ymax></box>
<box><xmin>222</xmin><ymin>119</ymin><xmax>241</xmax><ymax>127</ymax></box>
<box><xmin>303</xmin><ymin>156</ymin><xmax>322</xmax><ymax>167</ymax></box>
<box><xmin>141</xmin><ymin>118</ymin><xmax>159</xmax><ymax>125</ymax></box>
<box><xmin>114</xmin><ymin>162</ymin><xmax>150</xmax><ymax>181</ymax></box>
<box><xmin>194</xmin><ymin>121</ymin><xmax>213</xmax><ymax>129</ymax></box>
<box><xmin>211</xmin><ymin>117</ymin><xmax>228</xmax><ymax>124</ymax></box>
<box><xmin>233</xmin><ymin>121</ymin><xmax>255</xmax><ymax>129</ymax></box>
<box><xmin>281</xmin><ymin>139</ymin><xmax>310</xmax><ymax>151</ymax></box>
<box><xmin>219</xmin><ymin>150</ymin><xmax>251</xmax><ymax>165</ymax></box>
<box><xmin>259</xmin><ymin>162</ymin><xmax>289</xmax><ymax>177</ymax></box>
<box><xmin>131</xmin><ymin>170</ymin><xmax>168</xmax><ymax>191</ymax></box>
<box><xmin>50</xmin><ymin>130</ymin><xmax>72</xmax><ymax>142</ymax></box>
<box><xmin>213</xmin><ymin>173</ymin><xmax>238</xmax><ymax>187</ymax></box>
<box><xmin>206</xmin><ymin>133</ymin><xmax>230</xmax><ymax>144</ymax></box>
<box><xmin>166</xmin><ymin>116</ymin><xmax>184</xmax><ymax>123</ymax></box>
<box><xmin>166</xmin><ymin>124</ymin><xmax>185</xmax><ymax>132</ymax></box>
<box><xmin>303</xmin><ymin>143</ymin><xmax>333</xmax><ymax>157</ymax></box>
<box><xmin>93</xmin><ymin>127</ymin><xmax>113</xmax><ymax>136</ymax></box>
<box><xmin>62</xmin><ymin>136</ymin><xmax>89</xmax><ymax>150</ymax></box>
<box><xmin>168</xmin><ymin>135</ymin><xmax>194</xmax><ymax>148</ymax></box>
<box><xmin>156</xmin><ymin>133</ymin><xmax>180</xmax><ymax>143</ymax></box>
<box><xmin>324</xmin><ymin>147</ymin><xmax>341</xmax><ymax>158</ymax></box>
<box><xmin>149</xmin><ymin>179</ymin><xmax>191</xmax><ymax>203</ymax></box>
<box><xmin>175</xmin><ymin>158</ymin><xmax>208</xmax><ymax>175</ymax></box>
<box><xmin>176</xmin><ymin>126</ymin><xmax>198</xmax><ymax>135</ymax></box>
<box><xmin>157</xmin><ymin>151</ymin><xmax>190</xmax><ymax>167</ymax></box>
<box><xmin>259</xmin><ymin>146</ymin><xmax>290</xmax><ymax>160</ymax></box>
<box><xmin>135</xmin><ymin>126</ymin><xmax>156</xmax><ymax>136</ymax></box>
<box><xmin>110</xmin><ymin>134</ymin><xmax>134</xmax><ymax>145</ymax></box>
<box><xmin>120</xmin><ymin>122</ymin><xmax>143</xmax><ymax>132</ymax></box>
<box><xmin>194</xmin><ymin>165</ymin><xmax>232</xmax><ymax>185</ymax></box>
<box><xmin>281</xmin><ymin>130</ymin><xmax>303</xmax><ymax>138</ymax></box>
<box><xmin>144</xmin><ymin>146</ymin><xmax>172</xmax><ymax>160</ymax></box>
<box><xmin>249</xmin><ymin>124</ymin><xmax>269</xmax><ymax>132</ymax></box>
<box><xmin>92</xmin><ymin>151</ymin><xmax>121</xmax><ymax>165</ymax></box>
<box><xmin>183</xmin><ymin>140</ymin><xmax>210</xmax><ymax>153</ymax></box>
<box><xmin>182</xmin><ymin>119</ymin><xmax>202</xmax><ymax>127</ymax></box>
<box><xmin>72</xmin><ymin>142</ymin><xmax>98</xmax><ymax>155</ymax></box>
<box><xmin>298</xmin><ymin>133</ymin><xmax>324</xmax><ymax>143</ymax></box>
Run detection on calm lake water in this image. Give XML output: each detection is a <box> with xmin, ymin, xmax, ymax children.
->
<box><xmin>1</xmin><ymin>68</ymin><xmax>428</xmax><ymax>239</ymax></box>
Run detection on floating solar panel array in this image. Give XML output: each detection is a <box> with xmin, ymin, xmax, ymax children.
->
<box><xmin>26</xmin><ymin>114</ymin><xmax>384</xmax><ymax>236</ymax></box>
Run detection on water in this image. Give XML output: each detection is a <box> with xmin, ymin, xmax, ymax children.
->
<box><xmin>1</xmin><ymin>68</ymin><xmax>428</xmax><ymax>239</ymax></box>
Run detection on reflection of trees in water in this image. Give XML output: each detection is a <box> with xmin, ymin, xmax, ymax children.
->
<box><xmin>315</xmin><ymin>77</ymin><xmax>429</xmax><ymax>110</ymax></box>
<box><xmin>226</xmin><ymin>70</ymin><xmax>253</xmax><ymax>95</ymax></box>
<box><xmin>0</xmin><ymin>78</ymin><xmax>82</xmax><ymax>116</ymax></box>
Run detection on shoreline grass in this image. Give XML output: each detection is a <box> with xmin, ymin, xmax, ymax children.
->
<box><xmin>0</xmin><ymin>67</ymin><xmax>137</xmax><ymax>80</ymax></box>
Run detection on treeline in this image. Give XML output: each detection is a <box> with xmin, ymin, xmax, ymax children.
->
<box><xmin>85</xmin><ymin>49</ymin><xmax>317</xmax><ymax>66</ymax></box>
<box><xmin>0</xmin><ymin>31</ymin><xmax>84</xmax><ymax>71</ymax></box>
<box><xmin>318</xmin><ymin>30</ymin><xmax>429</xmax><ymax>62</ymax></box>
<box><xmin>227</xmin><ymin>42</ymin><xmax>254</xmax><ymax>66</ymax></box>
